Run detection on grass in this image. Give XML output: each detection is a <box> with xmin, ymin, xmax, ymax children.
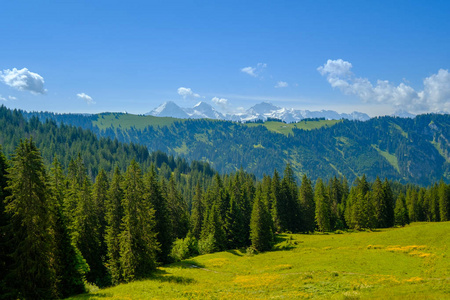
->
<box><xmin>93</xmin><ymin>113</ymin><xmax>179</xmax><ymax>130</ymax></box>
<box><xmin>67</xmin><ymin>222</ymin><xmax>450</xmax><ymax>299</ymax></box>
<box><xmin>246</xmin><ymin>120</ymin><xmax>342</xmax><ymax>136</ymax></box>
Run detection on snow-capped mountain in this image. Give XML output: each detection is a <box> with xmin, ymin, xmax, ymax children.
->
<box><xmin>185</xmin><ymin>102</ymin><xmax>225</xmax><ymax>119</ymax></box>
<box><xmin>146</xmin><ymin>101</ymin><xmax>371</xmax><ymax>122</ymax></box>
<box><xmin>146</xmin><ymin>101</ymin><xmax>224</xmax><ymax>120</ymax></box>
<box><xmin>147</xmin><ymin>101</ymin><xmax>189</xmax><ymax>119</ymax></box>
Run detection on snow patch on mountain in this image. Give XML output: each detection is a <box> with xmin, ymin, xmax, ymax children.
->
<box><xmin>146</xmin><ymin>101</ymin><xmax>372</xmax><ymax>122</ymax></box>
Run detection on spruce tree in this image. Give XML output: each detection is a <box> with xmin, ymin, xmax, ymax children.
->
<box><xmin>438</xmin><ymin>181</ymin><xmax>450</xmax><ymax>221</ymax></box>
<box><xmin>49</xmin><ymin>158</ymin><xmax>86</xmax><ymax>297</ymax></box>
<box><xmin>395</xmin><ymin>193</ymin><xmax>409</xmax><ymax>226</ymax></box>
<box><xmin>315</xmin><ymin>178</ymin><xmax>331</xmax><ymax>232</ymax></box>
<box><xmin>105</xmin><ymin>166</ymin><xmax>124</xmax><ymax>285</ymax></box>
<box><xmin>120</xmin><ymin>160</ymin><xmax>158</xmax><ymax>282</ymax></box>
<box><xmin>382</xmin><ymin>179</ymin><xmax>395</xmax><ymax>227</ymax></box>
<box><xmin>4</xmin><ymin>139</ymin><xmax>56</xmax><ymax>299</ymax></box>
<box><xmin>146</xmin><ymin>166</ymin><xmax>172</xmax><ymax>264</ymax></box>
<box><xmin>299</xmin><ymin>174</ymin><xmax>315</xmax><ymax>233</ymax></box>
<box><xmin>281</xmin><ymin>164</ymin><xmax>300</xmax><ymax>232</ymax></box>
<box><xmin>0</xmin><ymin>146</ymin><xmax>12</xmax><ymax>298</ymax></box>
<box><xmin>190</xmin><ymin>183</ymin><xmax>204</xmax><ymax>239</ymax></box>
<box><xmin>167</xmin><ymin>174</ymin><xmax>190</xmax><ymax>240</ymax></box>
<box><xmin>250</xmin><ymin>185</ymin><xmax>273</xmax><ymax>252</ymax></box>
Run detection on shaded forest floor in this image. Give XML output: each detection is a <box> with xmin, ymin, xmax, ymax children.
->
<box><xmin>68</xmin><ymin>222</ymin><xmax>450</xmax><ymax>299</ymax></box>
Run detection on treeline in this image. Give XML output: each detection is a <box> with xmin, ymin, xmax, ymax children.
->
<box><xmin>1</xmin><ymin>140</ymin><xmax>450</xmax><ymax>299</ymax></box>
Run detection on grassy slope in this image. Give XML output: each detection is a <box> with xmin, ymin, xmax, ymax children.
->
<box><xmin>93</xmin><ymin>113</ymin><xmax>179</xmax><ymax>130</ymax></box>
<box><xmin>69</xmin><ymin>222</ymin><xmax>450</xmax><ymax>299</ymax></box>
<box><xmin>245</xmin><ymin>120</ymin><xmax>342</xmax><ymax>136</ymax></box>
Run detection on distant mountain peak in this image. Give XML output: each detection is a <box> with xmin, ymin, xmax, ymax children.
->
<box><xmin>146</xmin><ymin>101</ymin><xmax>371</xmax><ymax>122</ymax></box>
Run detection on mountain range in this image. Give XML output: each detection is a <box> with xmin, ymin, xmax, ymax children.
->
<box><xmin>146</xmin><ymin>101</ymin><xmax>372</xmax><ymax>122</ymax></box>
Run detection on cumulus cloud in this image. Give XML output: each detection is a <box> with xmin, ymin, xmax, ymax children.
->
<box><xmin>8</xmin><ymin>96</ymin><xmax>16</xmax><ymax>100</ymax></box>
<box><xmin>177</xmin><ymin>87</ymin><xmax>201</xmax><ymax>99</ymax></box>
<box><xmin>0</xmin><ymin>68</ymin><xmax>46</xmax><ymax>94</ymax></box>
<box><xmin>318</xmin><ymin>59</ymin><xmax>450</xmax><ymax>113</ymax></box>
<box><xmin>275</xmin><ymin>81</ymin><xmax>288</xmax><ymax>88</ymax></box>
<box><xmin>0</xmin><ymin>95</ymin><xmax>6</xmax><ymax>101</ymax></box>
<box><xmin>77</xmin><ymin>93</ymin><xmax>95</xmax><ymax>105</ymax></box>
<box><xmin>240</xmin><ymin>63</ymin><xmax>267</xmax><ymax>78</ymax></box>
<box><xmin>211</xmin><ymin>97</ymin><xmax>229</xmax><ymax>111</ymax></box>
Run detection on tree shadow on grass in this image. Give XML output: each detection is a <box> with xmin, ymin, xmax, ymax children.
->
<box><xmin>272</xmin><ymin>234</ymin><xmax>297</xmax><ymax>251</ymax></box>
<box><xmin>227</xmin><ymin>249</ymin><xmax>244</xmax><ymax>256</ymax></box>
<box><xmin>148</xmin><ymin>269</ymin><xmax>196</xmax><ymax>285</ymax></box>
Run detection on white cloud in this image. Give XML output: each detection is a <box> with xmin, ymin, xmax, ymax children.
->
<box><xmin>177</xmin><ymin>87</ymin><xmax>201</xmax><ymax>99</ymax></box>
<box><xmin>0</xmin><ymin>68</ymin><xmax>46</xmax><ymax>94</ymax></box>
<box><xmin>211</xmin><ymin>97</ymin><xmax>229</xmax><ymax>111</ymax></box>
<box><xmin>275</xmin><ymin>81</ymin><xmax>288</xmax><ymax>88</ymax></box>
<box><xmin>0</xmin><ymin>95</ymin><xmax>6</xmax><ymax>101</ymax></box>
<box><xmin>318</xmin><ymin>59</ymin><xmax>450</xmax><ymax>114</ymax></box>
<box><xmin>77</xmin><ymin>93</ymin><xmax>95</xmax><ymax>105</ymax></box>
<box><xmin>8</xmin><ymin>96</ymin><xmax>16</xmax><ymax>100</ymax></box>
<box><xmin>240</xmin><ymin>63</ymin><xmax>267</xmax><ymax>78</ymax></box>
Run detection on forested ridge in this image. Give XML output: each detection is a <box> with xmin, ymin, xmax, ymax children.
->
<box><xmin>23</xmin><ymin>109</ymin><xmax>450</xmax><ymax>185</ymax></box>
<box><xmin>1</xmin><ymin>106</ymin><xmax>450</xmax><ymax>299</ymax></box>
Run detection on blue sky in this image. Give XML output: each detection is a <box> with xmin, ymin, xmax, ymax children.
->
<box><xmin>0</xmin><ymin>0</ymin><xmax>449</xmax><ymax>116</ymax></box>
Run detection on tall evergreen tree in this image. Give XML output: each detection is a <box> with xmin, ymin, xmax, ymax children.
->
<box><xmin>250</xmin><ymin>185</ymin><xmax>273</xmax><ymax>252</ymax></box>
<box><xmin>281</xmin><ymin>164</ymin><xmax>300</xmax><ymax>232</ymax></box>
<box><xmin>315</xmin><ymin>178</ymin><xmax>331</xmax><ymax>232</ymax></box>
<box><xmin>4</xmin><ymin>139</ymin><xmax>56</xmax><ymax>299</ymax></box>
<box><xmin>382</xmin><ymin>179</ymin><xmax>395</xmax><ymax>227</ymax></box>
<box><xmin>438</xmin><ymin>181</ymin><xmax>450</xmax><ymax>221</ymax></box>
<box><xmin>190</xmin><ymin>183</ymin><xmax>204</xmax><ymax>239</ymax></box>
<box><xmin>270</xmin><ymin>169</ymin><xmax>283</xmax><ymax>232</ymax></box>
<box><xmin>146</xmin><ymin>166</ymin><xmax>172</xmax><ymax>264</ymax></box>
<box><xmin>120</xmin><ymin>160</ymin><xmax>158</xmax><ymax>282</ymax></box>
<box><xmin>395</xmin><ymin>193</ymin><xmax>410</xmax><ymax>226</ymax></box>
<box><xmin>166</xmin><ymin>174</ymin><xmax>190</xmax><ymax>240</ymax></box>
<box><xmin>105</xmin><ymin>166</ymin><xmax>124</xmax><ymax>285</ymax></box>
<box><xmin>0</xmin><ymin>146</ymin><xmax>12</xmax><ymax>299</ymax></box>
<box><xmin>299</xmin><ymin>174</ymin><xmax>315</xmax><ymax>233</ymax></box>
<box><xmin>49</xmin><ymin>158</ymin><xmax>86</xmax><ymax>298</ymax></box>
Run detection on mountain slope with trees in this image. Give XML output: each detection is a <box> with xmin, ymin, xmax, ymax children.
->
<box><xmin>24</xmin><ymin>109</ymin><xmax>450</xmax><ymax>186</ymax></box>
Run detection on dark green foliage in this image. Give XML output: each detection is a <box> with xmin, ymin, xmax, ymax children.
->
<box><xmin>105</xmin><ymin>167</ymin><xmax>124</xmax><ymax>285</ymax></box>
<box><xmin>438</xmin><ymin>181</ymin><xmax>450</xmax><ymax>221</ymax></box>
<box><xmin>190</xmin><ymin>183</ymin><xmax>204</xmax><ymax>239</ymax></box>
<box><xmin>50</xmin><ymin>158</ymin><xmax>86</xmax><ymax>298</ymax></box>
<box><xmin>250</xmin><ymin>185</ymin><xmax>273</xmax><ymax>252</ymax></box>
<box><xmin>146</xmin><ymin>166</ymin><xmax>173</xmax><ymax>264</ymax></box>
<box><xmin>200</xmin><ymin>204</ymin><xmax>227</xmax><ymax>252</ymax></box>
<box><xmin>0</xmin><ymin>146</ymin><xmax>12</xmax><ymax>299</ymax></box>
<box><xmin>315</xmin><ymin>178</ymin><xmax>331</xmax><ymax>232</ymax></box>
<box><xmin>299</xmin><ymin>174</ymin><xmax>315</xmax><ymax>233</ymax></box>
<box><xmin>4</xmin><ymin>139</ymin><xmax>56</xmax><ymax>299</ymax></box>
<box><xmin>395</xmin><ymin>194</ymin><xmax>410</xmax><ymax>226</ymax></box>
<box><xmin>166</xmin><ymin>175</ymin><xmax>190</xmax><ymax>240</ymax></box>
<box><xmin>119</xmin><ymin>160</ymin><xmax>158</xmax><ymax>282</ymax></box>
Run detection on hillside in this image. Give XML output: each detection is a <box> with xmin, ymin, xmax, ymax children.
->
<box><xmin>68</xmin><ymin>222</ymin><xmax>450</xmax><ymax>299</ymax></box>
<box><xmin>23</xmin><ymin>110</ymin><xmax>450</xmax><ymax>185</ymax></box>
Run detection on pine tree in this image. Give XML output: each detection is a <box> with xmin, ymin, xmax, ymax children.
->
<box><xmin>281</xmin><ymin>164</ymin><xmax>300</xmax><ymax>232</ymax></box>
<box><xmin>105</xmin><ymin>166</ymin><xmax>124</xmax><ymax>285</ymax></box>
<box><xmin>395</xmin><ymin>193</ymin><xmax>409</xmax><ymax>226</ymax></box>
<box><xmin>250</xmin><ymin>185</ymin><xmax>273</xmax><ymax>252</ymax></box>
<box><xmin>120</xmin><ymin>160</ymin><xmax>158</xmax><ymax>282</ymax></box>
<box><xmin>315</xmin><ymin>178</ymin><xmax>331</xmax><ymax>232</ymax></box>
<box><xmin>225</xmin><ymin>174</ymin><xmax>248</xmax><ymax>248</ymax></box>
<box><xmin>190</xmin><ymin>183</ymin><xmax>204</xmax><ymax>239</ymax></box>
<box><xmin>146</xmin><ymin>166</ymin><xmax>172</xmax><ymax>264</ymax></box>
<box><xmin>299</xmin><ymin>174</ymin><xmax>315</xmax><ymax>233</ymax></box>
<box><xmin>49</xmin><ymin>158</ymin><xmax>86</xmax><ymax>297</ymax></box>
<box><xmin>4</xmin><ymin>139</ymin><xmax>56</xmax><ymax>299</ymax></box>
<box><xmin>167</xmin><ymin>174</ymin><xmax>190</xmax><ymax>240</ymax></box>
<box><xmin>382</xmin><ymin>179</ymin><xmax>395</xmax><ymax>227</ymax></box>
<box><xmin>0</xmin><ymin>145</ymin><xmax>12</xmax><ymax>298</ymax></box>
<box><xmin>438</xmin><ymin>181</ymin><xmax>450</xmax><ymax>221</ymax></box>
<box><xmin>271</xmin><ymin>169</ymin><xmax>283</xmax><ymax>232</ymax></box>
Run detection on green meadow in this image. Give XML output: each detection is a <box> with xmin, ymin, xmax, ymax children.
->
<box><xmin>93</xmin><ymin>113</ymin><xmax>179</xmax><ymax>130</ymax></box>
<box><xmin>246</xmin><ymin>120</ymin><xmax>342</xmax><ymax>136</ymax></box>
<box><xmin>68</xmin><ymin>222</ymin><xmax>450</xmax><ymax>299</ymax></box>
